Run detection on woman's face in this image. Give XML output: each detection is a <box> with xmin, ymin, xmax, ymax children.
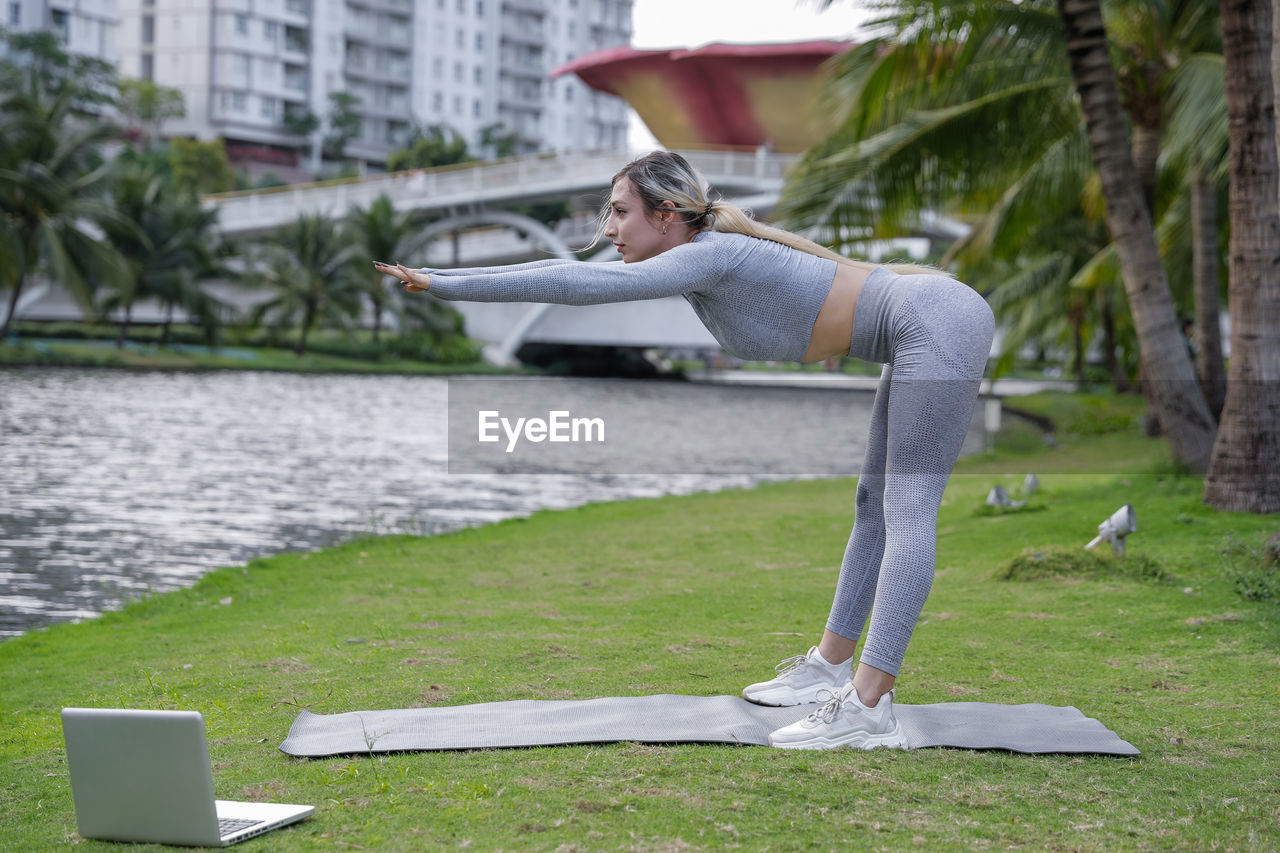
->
<box><xmin>603</xmin><ymin>176</ymin><xmax>680</xmax><ymax>263</ymax></box>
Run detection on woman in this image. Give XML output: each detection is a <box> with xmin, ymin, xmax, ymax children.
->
<box><xmin>376</xmin><ymin>151</ymin><xmax>995</xmax><ymax>751</ymax></box>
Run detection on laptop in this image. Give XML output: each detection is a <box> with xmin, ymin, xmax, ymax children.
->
<box><xmin>61</xmin><ymin>708</ymin><xmax>314</xmax><ymax>846</ymax></box>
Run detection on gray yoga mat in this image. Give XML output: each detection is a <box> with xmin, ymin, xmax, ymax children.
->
<box><xmin>280</xmin><ymin>694</ymin><xmax>1139</xmax><ymax>757</ymax></box>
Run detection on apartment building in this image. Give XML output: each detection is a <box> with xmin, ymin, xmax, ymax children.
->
<box><xmin>5</xmin><ymin>0</ymin><xmax>118</xmax><ymax>64</ymax></box>
<box><xmin>97</xmin><ymin>0</ymin><xmax>632</xmax><ymax>170</ymax></box>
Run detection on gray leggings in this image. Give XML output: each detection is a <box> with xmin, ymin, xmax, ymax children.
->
<box><xmin>827</xmin><ymin>268</ymin><xmax>995</xmax><ymax>676</ymax></box>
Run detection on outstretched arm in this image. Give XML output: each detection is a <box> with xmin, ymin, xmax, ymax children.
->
<box><xmin>422</xmin><ymin>239</ymin><xmax>729</xmax><ymax>305</ymax></box>
<box><xmin>419</xmin><ymin>258</ymin><xmax>577</xmax><ymax>277</ymax></box>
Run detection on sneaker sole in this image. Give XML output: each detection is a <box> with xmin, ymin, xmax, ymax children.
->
<box><xmin>741</xmin><ymin>682</ymin><xmax>850</xmax><ymax>707</ymax></box>
<box><xmin>768</xmin><ymin>725</ymin><xmax>908</xmax><ymax>751</ymax></box>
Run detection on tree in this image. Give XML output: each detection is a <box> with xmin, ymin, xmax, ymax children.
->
<box><xmin>343</xmin><ymin>195</ymin><xmax>437</xmax><ymax>341</ymax></box>
<box><xmin>1165</xmin><ymin>52</ymin><xmax>1229</xmax><ymax>417</ymax></box>
<box><xmin>97</xmin><ymin>159</ymin><xmax>226</xmax><ymax>346</ymax></box>
<box><xmin>115</xmin><ymin>78</ymin><xmax>185</xmax><ymax>152</ymax></box>
<box><xmin>282</xmin><ymin>106</ymin><xmax>321</xmax><ymax>159</ymax></box>
<box><xmin>0</xmin><ymin>29</ymin><xmax>117</xmax><ymax>115</ymax></box>
<box><xmin>0</xmin><ymin>53</ymin><xmax>132</xmax><ymax>338</ymax></box>
<box><xmin>322</xmin><ymin>92</ymin><xmax>362</xmax><ymax>162</ymax></box>
<box><xmin>1202</xmin><ymin>0</ymin><xmax>1280</xmax><ymax>511</ymax></box>
<box><xmin>386</xmin><ymin>123</ymin><xmax>472</xmax><ymax>171</ymax></box>
<box><xmin>244</xmin><ymin>214</ymin><xmax>362</xmax><ymax>356</ymax></box>
<box><xmin>1057</xmin><ymin>0</ymin><xmax>1217</xmax><ymax>472</ymax></box>
<box><xmin>480</xmin><ymin>123</ymin><xmax>525</xmax><ymax>159</ymax></box>
<box><xmin>168</xmin><ymin>137</ymin><xmax>235</xmax><ymax>196</ymax></box>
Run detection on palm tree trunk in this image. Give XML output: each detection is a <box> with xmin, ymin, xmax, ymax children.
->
<box><xmin>1099</xmin><ymin>294</ymin><xmax>1129</xmax><ymax>392</ymax></box>
<box><xmin>1204</xmin><ymin>0</ymin><xmax>1280</xmax><ymax>512</ymax></box>
<box><xmin>1056</xmin><ymin>0</ymin><xmax>1216</xmax><ymax>472</ymax></box>
<box><xmin>116</xmin><ymin>303</ymin><xmax>133</xmax><ymax>349</ymax></box>
<box><xmin>1132</xmin><ymin>123</ymin><xmax>1161</xmax><ymax>216</ymax></box>
<box><xmin>1190</xmin><ymin>169</ymin><xmax>1227</xmax><ymax>420</ymax></box>
<box><xmin>160</xmin><ymin>300</ymin><xmax>174</xmax><ymax>348</ymax></box>
<box><xmin>1070</xmin><ymin>304</ymin><xmax>1086</xmax><ymax>388</ymax></box>
<box><xmin>1</xmin><ymin>277</ymin><xmax>24</xmax><ymax>340</ymax></box>
<box><xmin>296</xmin><ymin>297</ymin><xmax>318</xmax><ymax>356</ymax></box>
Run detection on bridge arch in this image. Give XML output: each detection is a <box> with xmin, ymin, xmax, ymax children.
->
<box><xmin>421</xmin><ymin>210</ymin><xmax>599</xmax><ymax>366</ymax></box>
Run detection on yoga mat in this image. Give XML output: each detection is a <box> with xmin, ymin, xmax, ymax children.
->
<box><xmin>280</xmin><ymin>694</ymin><xmax>1139</xmax><ymax>757</ymax></box>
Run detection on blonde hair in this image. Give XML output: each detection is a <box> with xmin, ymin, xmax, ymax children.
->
<box><xmin>591</xmin><ymin>151</ymin><xmax>946</xmax><ymax>277</ymax></box>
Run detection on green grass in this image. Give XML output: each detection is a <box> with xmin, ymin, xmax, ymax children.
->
<box><xmin>0</xmin><ymin>339</ymin><xmax>530</xmax><ymax>376</ymax></box>
<box><xmin>2</xmin><ymin>394</ymin><xmax>1278</xmax><ymax>851</ymax></box>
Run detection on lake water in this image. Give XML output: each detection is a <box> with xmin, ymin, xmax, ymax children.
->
<box><xmin>0</xmin><ymin>367</ymin><xmax>981</xmax><ymax>639</ymax></box>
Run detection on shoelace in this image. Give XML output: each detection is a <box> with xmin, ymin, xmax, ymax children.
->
<box><xmin>805</xmin><ymin>688</ymin><xmax>846</xmax><ymax>725</ymax></box>
<box><xmin>773</xmin><ymin>653</ymin><xmax>809</xmax><ymax>678</ymax></box>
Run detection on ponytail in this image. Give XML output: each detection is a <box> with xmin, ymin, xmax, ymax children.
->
<box><xmin>589</xmin><ymin>151</ymin><xmax>947</xmax><ymax>278</ymax></box>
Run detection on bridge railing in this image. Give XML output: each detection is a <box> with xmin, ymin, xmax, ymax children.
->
<box><xmin>202</xmin><ymin>148</ymin><xmax>799</xmax><ymax>235</ymax></box>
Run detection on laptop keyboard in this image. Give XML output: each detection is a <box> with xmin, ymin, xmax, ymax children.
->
<box><xmin>219</xmin><ymin>817</ymin><xmax>265</xmax><ymax>836</ymax></box>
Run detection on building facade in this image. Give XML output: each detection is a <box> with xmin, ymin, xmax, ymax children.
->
<box><xmin>6</xmin><ymin>0</ymin><xmax>118</xmax><ymax>65</ymax></box>
<box><xmin>99</xmin><ymin>0</ymin><xmax>633</xmax><ymax>170</ymax></box>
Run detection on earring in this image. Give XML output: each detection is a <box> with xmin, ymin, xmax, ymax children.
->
<box><xmin>661</xmin><ymin>225</ymin><xmax>668</xmax><ymax>234</ymax></box>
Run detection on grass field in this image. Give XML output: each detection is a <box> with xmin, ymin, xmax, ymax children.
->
<box><xmin>1</xmin><ymin>391</ymin><xmax>1276</xmax><ymax>851</ymax></box>
<box><xmin>0</xmin><ymin>338</ymin><xmax>525</xmax><ymax>376</ymax></box>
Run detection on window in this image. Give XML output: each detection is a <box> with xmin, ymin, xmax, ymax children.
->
<box><xmin>564</xmin><ymin>83</ymin><xmax>572</xmax><ymax>102</ymax></box>
<box><xmin>50</xmin><ymin>9</ymin><xmax>68</xmax><ymax>39</ymax></box>
<box><xmin>222</xmin><ymin>90</ymin><xmax>248</xmax><ymax>112</ymax></box>
<box><xmin>456</xmin><ymin>0</ymin><xmax>463</xmax><ymax>11</ymax></box>
<box><xmin>432</xmin><ymin>91</ymin><xmax>443</xmax><ymax>111</ymax></box>
<box><xmin>261</xmin><ymin>96</ymin><xmax>277</xmax><ymax>118</ymax></box>
<box><xmin>141</xmin><ymin>54</ymin><xmax>154</xmax><ymax>79</ymax></box>
<box><xmin>234</xmin><ymin>13</ymin><xmax>249</xmax><ymax>35</ymax></box>
<box><xmin>264</xmin><ymin>20</ymin><xmax>278</xmax><ymax>41</ymax></box>
<box><xmin>475</xmin><ymin>0</ymin><xmax>483</xmax><ymax>15</ymax></box>
<box><xmin>452</xmin><ymin>94</ymin><xmax>461</xmax><ymax>115</ymax></box>
<box><xmin>432</xmin><ymin>57</ymin><xmax>443</xmax><ymax>75</ymax></box>
<box><xmin>474</xmin><ymin>32</ymin><xmax>483</xmax><ymax>51</ymax></box>
<box><xmin>141</xmin><ymin>15</ymin><xmax>154</xmax><ymax>43</ymax></box>
<box><xmin>8</xmin><ymin>2</ymin><xmax>19</xmax><ymax>26</ymax></box>
<box><xmin>473</xmin><ymin>66</ymin><xmax>482</xmax><ymax>85</ymax></box>
<box><xmin>472</xmin><ymin>98</ymin><xmax>481</xmax><ymax>117</ymax></box>
<box><xmin>453</xmin><ymin>61</ymin><xmax>462</xmax><ymax>82</ymax></box>
<box><xmin>455</xmin><ymin>28</ymin><xmax>463</xmax><ymax>48</ymax></box>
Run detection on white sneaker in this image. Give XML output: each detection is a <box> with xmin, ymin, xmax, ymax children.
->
<box><xmin>768</xmin><ymin>684</ymin><xmax>908</xmax><ymax>750</ymax></box>
<box><xmin>741</xmin><ymin>646</ymin><xmax>852</xmax><ymax>706</ymax></box>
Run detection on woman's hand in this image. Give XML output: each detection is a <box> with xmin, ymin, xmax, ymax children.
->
<box><xmin>373</xmin><ymin>261</ymin><xmax>431</xmax><ymax>293</ymax></box>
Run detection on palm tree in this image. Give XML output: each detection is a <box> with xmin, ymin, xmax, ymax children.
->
<box><xmin>244</xmin><ymin>214</ymin><xmax>363</xmax><ymax>356</ymax></box>
<box><xmin>343</xmin><ymin>195</ymin><xmax>433</xmax><ymax>342</ymax></box>
<box><xmin>0</xmin><ymin>58</ymin><xmax>132</xmax><ymax>338</ymax></box>
<box><xmin>1163</xmin><ymin>53</ymin><xmax>1229</xmax><ymax>418</ymax></box>
<box><xmin>793</xmin><ymin>0</ymin><xmax>1219</xmax><ymax>470</ymax></box>
<box><xmin>97</xmin><ymin>159</ymin><xmax>227</xmax><ymax>346</ymax></box>
<box><xmin>149</xmin><ymin>199</ymin><xmax>227</xmax><ymax>347</ymax></box>
<box><xmin>1056</xmin><ymin>0</ymin><xmax>1216</xmax><ymax>471</ymax></box>
<box><xmin>1202</xmin><ymin>0</ymin><xmax>1280</xmax><ymax>512</ymax></box>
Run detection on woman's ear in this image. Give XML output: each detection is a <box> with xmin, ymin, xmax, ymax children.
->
<box><xmin>657</xmin><ymin>200</ymin><xmax>677</xmax><ymax>223</ymax></box>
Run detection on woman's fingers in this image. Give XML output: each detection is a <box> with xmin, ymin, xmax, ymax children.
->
<box><xmin>395</xmin><ymin>264</ymin><xmax>430</xmax><ymax>292</ymax></box>
<box><xmin>372</xmin><ymin>261</ymin><xmax>429</xmax><ymax>292</ymax></box>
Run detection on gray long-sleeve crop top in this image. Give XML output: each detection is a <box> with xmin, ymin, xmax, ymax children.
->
<box><xmin>421</xmin><ymin>230</ymin><xmax>838</xmax><ymax>363</ymax></box>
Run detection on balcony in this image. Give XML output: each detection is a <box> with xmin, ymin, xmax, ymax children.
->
<box><xmin>284</xmin><ymin>26</ymin><xmax>309</xmax><ymax>55</ymax></box>
<box><xmin>500</xmin><ymin>19</ymin><xmax>543</xmax><ymax>46</ymax></box>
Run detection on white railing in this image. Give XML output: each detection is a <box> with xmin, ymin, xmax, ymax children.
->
<box><xmin>203</xmin><ymin>148</ymin><xmax>798</xmax><ymax>236</ymax></box>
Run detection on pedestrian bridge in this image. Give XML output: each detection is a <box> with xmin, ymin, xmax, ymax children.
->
<box><xmin>203</xmin><ymin>147</ymin><xmax>795</xmax><ymax>238</ymax></box>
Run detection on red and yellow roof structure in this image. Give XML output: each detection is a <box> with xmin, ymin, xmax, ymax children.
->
<box><xmin>550</xmin><ymin>41</ymin><xmax>852</xmax><ymax>152</ymax></box>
